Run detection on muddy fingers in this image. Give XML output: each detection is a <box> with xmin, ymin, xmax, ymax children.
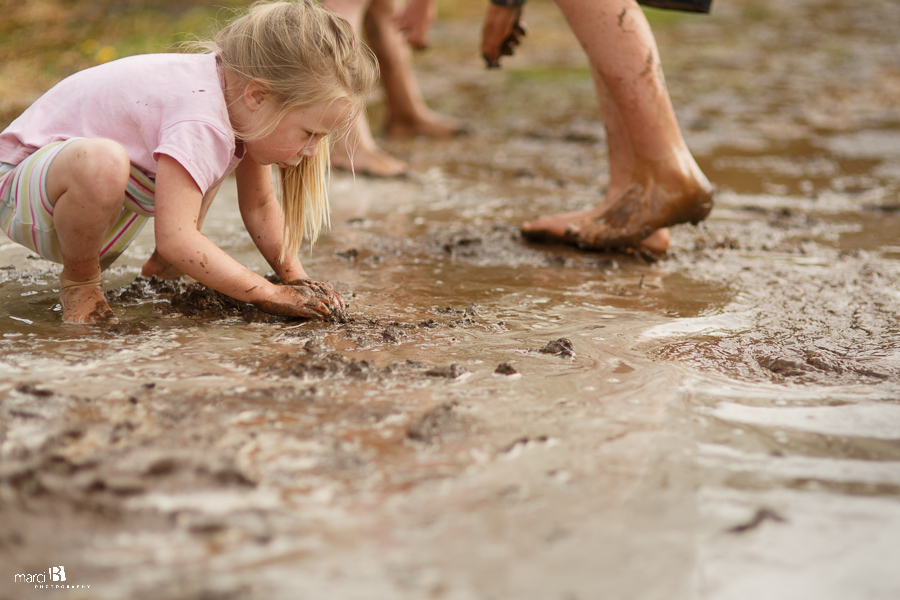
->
<box><xmin>255</xmin><ymin>282</ymin><xmax>348</xmax><ymax>320</ymax></box>
<box><xmin>285</xmin><ymin>278</ymin><xmax>347</xmax><ymax>311</ymax></box>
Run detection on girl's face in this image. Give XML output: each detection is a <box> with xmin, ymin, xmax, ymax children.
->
<box><xmin>244</xmin><ymin>99</ymin><xmax>350</xmax><ymax>168</ymax></box>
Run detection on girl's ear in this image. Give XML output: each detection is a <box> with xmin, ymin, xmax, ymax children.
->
<box><xmin>243</xmin><ymin>80</ymin><xmax>270</xmax><ymax>112</ymax></box>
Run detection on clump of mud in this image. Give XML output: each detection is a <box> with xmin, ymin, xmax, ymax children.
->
<box><xmin>107</xmin><ymin>276</ymin><xmax>275</xmax><ymax>322</ymax></box>
<box><xmin>107</xmin><ymin>276</ymin><xmax>351</xmax><ymax>323</ymax></box>
<box><xmin>425</xmin><ymin>364</ymin><xmax>469</xmax><ymax>379</ymax></box>
<box><xmin>538</xmin><ymin>338</ymin><xmax>576</xmax><ymax>358</ymax></box>
<box><xmin>407</xmin><ymin>401</ymin><xmax>473</xmax><ymax>444</ymax></box>
<box><xmin>495</xmin><ymin>362</ymin><xmax>519</xmax><ymax>375</ymax></box>
<box><xmin>247</xmin><ymin>338</ymin><xmax>388</xmax><ymax>381</ymax></box>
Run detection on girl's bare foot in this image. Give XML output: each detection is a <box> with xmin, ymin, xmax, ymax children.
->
<box><xmin>387</xmin><ymin>111</ymin><xmax>468</xmax><ymax>140</ymax></box>
<box><xmin>60</xmin><ymin>273</ymin><xmax>117</xmax><ymax>324</ymax></box>
<box><xmin>331</xmin><ymin>145</ymin><xmax>409</xmax><ymax>178</ymax></box>
<box><xmin>141</xmin><ymin>249</ymin><xmax>184</xmax><ymax>279</ymax></box>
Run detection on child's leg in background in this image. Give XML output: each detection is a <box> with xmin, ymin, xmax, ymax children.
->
<box><xmin>363</xmin><ymin>0</ymin><xmax>463</xmax><ymax>140</ymax></box>
<box><xmin>325</xmin><ymin>0</ymin><xmax>464</xmax><ymax>177</ymax></box>
<box><xmin>325</xmin><ymin>0</ymin><xmax>410</xmax><ymax>177</ymax></box>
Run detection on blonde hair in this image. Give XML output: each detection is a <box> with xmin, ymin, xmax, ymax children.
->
<box><xmin>197</xmin><ymin>0</ymin><xmax>378</xmax><ymax>259</ymax></box>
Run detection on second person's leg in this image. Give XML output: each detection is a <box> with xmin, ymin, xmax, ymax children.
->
<box><xmin>540</xmin><ymin>0</ymin><xmax>712</xmax><ymax>249</ymax></box>
<box><xmin>364</xmin><ymin>0</ymin><xmax>464</xmax><ymax>140</ymax></box>
<box><xmin>325</xmin><ymin>0</ymin><xmax>409</xmax><ymax>177</ymax></box>
<box><xmin>522</xmin><ymin>66</ymin><xmax>671</xmax><ymax>253</ymax></box>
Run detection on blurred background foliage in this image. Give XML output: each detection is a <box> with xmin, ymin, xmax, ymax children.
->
<box><xmin>0</xmin><ymin>0</ymin><xmax>687</xmax><ymax>130</ymax></box>
<box><xmin>0</xmin><ymin>0</ymin><xmax>252</xmax><ymax>128</ymax></box>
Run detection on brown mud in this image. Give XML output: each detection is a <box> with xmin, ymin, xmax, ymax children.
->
<box><xmin>3</xmin><ymin>0</ymin><xmax>900</xmax><ymax>598</ymax></box>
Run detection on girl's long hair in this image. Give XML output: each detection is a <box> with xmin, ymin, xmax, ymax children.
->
<box><xmin>279</xmin><ymin>147</ymin><xmax>329</xmax><ymax>260</ymax></box>
<box><xmin>194</xmin><ymin>0</ymin><xmax>377</xmax><ymax>259</ymax></box>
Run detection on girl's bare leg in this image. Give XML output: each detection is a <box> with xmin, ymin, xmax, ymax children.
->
<box><xmin>524</xmin><ymin>0</ymin><xmax>711</xmax><ymax>250</ymax></box>
<box><xmin>45</xmin><ymin>139</ymin><xmax>131</xmax><ymax>324</ymax></box>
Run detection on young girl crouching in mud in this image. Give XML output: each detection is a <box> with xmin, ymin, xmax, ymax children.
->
<box><xmin>0</xmin><ymin>0</ymin><xmax>378</xmax><ymax>324</ymax></box>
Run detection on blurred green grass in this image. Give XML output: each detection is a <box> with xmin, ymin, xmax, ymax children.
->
<box><xmin>0</xmin><ymin>0</ymin><xmax>702</xmax><ymax>129</ymax></box>
<box><xmin>0</xmin><ymin>0</ymin><xmax>252</xmax><ymax>128</ymax></box>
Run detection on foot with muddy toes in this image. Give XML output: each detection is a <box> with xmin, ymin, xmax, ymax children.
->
<box><xmin>522</xmin><ymin>171</ymin><xmax>713</xmax><ymax>254</ymax></box>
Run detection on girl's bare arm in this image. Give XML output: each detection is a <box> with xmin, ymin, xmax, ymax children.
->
<box><xmin>234</xmin><ymin>158</ymin><xmax>345</xmax><ymax>310</ymax></box>
<box><xmin>153</xmin><ymin>154</ymin><xmax>334</xmax><ymax>318</ymax></box>
<box><xmin>233</xmin><ymin>158</ymin><xmax>308</xmax><ymax>282</ymax></box>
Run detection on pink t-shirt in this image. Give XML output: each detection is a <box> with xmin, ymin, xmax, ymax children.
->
<box><xmin>0</xmin><ymin>53</ymin><xmax>242</xmax><ymax>194</ymax></box>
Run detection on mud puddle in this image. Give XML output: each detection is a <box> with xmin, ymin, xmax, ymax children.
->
<box><xmin>3</xmin><ymin>0</ymin><xmax>900</xmax><ymax>598</ymax></box>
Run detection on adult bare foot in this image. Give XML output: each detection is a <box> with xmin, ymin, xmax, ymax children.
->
<box><xmin>60</xmin><ymin>274</ymin><xmax>117</xmax><ymax>324</ymax></box>
<box><xmin>570</xmin><ymin>178</ymin><xmax>712</xmax><ymax>249</ymax></box>
<box><xmin>141</xmin><ymin>249</ymin><xmax>184</xmax><ymax>279</ymax></box>
<box><xmin>332</xmin><ymin>145</ymin><xmax>409</xmax><ymax>178</ymax></box>
<box><xmin>386</xmin><ymin>111</ymin><xmax>468</xmax><ymax>140</ymax></box>
<box><xmin>522</xmin><ymin>207</ymin><xmax>673</xmax><ymax>253</ymax></box>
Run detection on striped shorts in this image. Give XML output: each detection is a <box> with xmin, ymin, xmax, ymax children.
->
<box><xmin>0</xmin><ymin>139</ymin><xmax>156</xmax><ymax>269</ymax></box>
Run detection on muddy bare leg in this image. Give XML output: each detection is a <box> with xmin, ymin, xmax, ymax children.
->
<box><xmin>524</xmin><ymin>0</ymin><xmax>711</xmax><ymax>250</ymax></box>
<box><xmin>46</xmin><ymin>139</ymin><xmax>130</xmax><ymax>323</ymax></box>
<box><xmin>523</xmin><ymin>65</ymin><xmax>673</xmax><ymax>252</ymax></box>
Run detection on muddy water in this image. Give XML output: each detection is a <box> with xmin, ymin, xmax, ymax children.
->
<box><xmin>2</xmin><ymin>0</ymin><xmax>900</xmax><ymax>598</ymax></box>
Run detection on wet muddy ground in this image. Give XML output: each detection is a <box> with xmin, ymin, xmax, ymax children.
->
<box><xmin>2</xmin><ymin>0</ymin><xmax>900</xmax><ymax>598</ymax></box>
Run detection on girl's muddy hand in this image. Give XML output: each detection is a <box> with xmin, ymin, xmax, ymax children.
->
<box><xmin>285</xmin><ymin>278</ymin><xmax>347</xmax><ymax>311</ymax></box>
<box><xmin>253</xmin><ymin>285</ymin><xmax>332</xmax><ymax>319</ymax></box>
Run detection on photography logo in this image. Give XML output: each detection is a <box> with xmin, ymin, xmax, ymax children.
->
<box><xmin>14</xmin><ymin>566</ymin><xmax>91</xmax><ymax>589</ymax></box>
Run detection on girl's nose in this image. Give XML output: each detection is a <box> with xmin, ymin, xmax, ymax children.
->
<box><xmin>300</xmin><ymin>143</ymin><xmax>318</xmax><ymax>159</ymax></box>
